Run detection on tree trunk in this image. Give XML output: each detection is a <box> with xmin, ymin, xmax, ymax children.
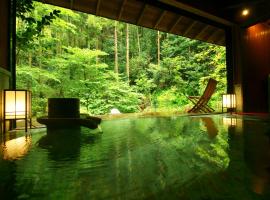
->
<box><xmin>157</xmin><ymin>31</ymin><xmax>161</xmax><ymax>67</ymax></box>
<box><xmin>137</xmin><ymin>27</ymin><xmax>141</xmax><ymax>56</ymax></box>
<box><xmin>126</xmin><ymin>24</ymin><xmax>130</xmax><ymax>83</ymax></box>
<box><xmin>58</xmin><ymin>33</ymin><xmax>62</xmax><ymax>55</ymax></box>
<box><xmin>188</xmin><ymin>46</ymin><xmax>191</xmax><ymax>59</ymax></box>
<box><xmin>28</xmin><ymin>52</ymin><xmax>32</xmax><ymax>67</ymax></box>
<box><xmin>96</xmin><ymin>39</ymin><xmax>99</xmax><ymax>64</ymax></box>
<box><xmin>27</xmin><ymin>52</ymin><xmax>32</xmax><ymax>90</ymax></box>
<box><xmin>38</xmin><ymin>46</ymin><xmax>43</xmax><ymax>98</ymax></box>
<box><xmin>114</xmin><ymin>21</ymin><xmax>119</xmax><ymax>75</ymax></box>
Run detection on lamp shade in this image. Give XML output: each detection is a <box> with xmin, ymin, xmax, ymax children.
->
<box><xmin>4</xmin><ymin>90</ymin><xmax>31</xmax><ymax>119</ymax></box>
<box><xmin>222</xmin><ymin>94</ymin><xmax>236</xmax><ymax>109</ymax></box>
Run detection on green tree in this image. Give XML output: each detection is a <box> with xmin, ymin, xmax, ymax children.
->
<box><xmin>16</xmin><ymin>2</ymin><xmax>226</xmax><ymax>116</ymax></box>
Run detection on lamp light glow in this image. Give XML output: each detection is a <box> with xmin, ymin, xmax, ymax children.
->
<box><xmin>3</xmin><ymin>90</ymin><xmax>32</xmax><ymax>132</ymax></box>
<box><xmin>222</xmin><ymin>94</ymin><xmax>236</xmax><ymax>113</ymax></box>
<box><xmin>222</xmin><ymin>94</ymin><xmax>236</xmax><ymax>109</ymax></box>
<box><xmin>5</xmin><ymin>91</ymin><xmax>28</xmax><ymax>119</ymax></box>
<box><xmin>242</xmin><ymin>8</ymin><xmax>249</xmax><ymax>16</ymax></box>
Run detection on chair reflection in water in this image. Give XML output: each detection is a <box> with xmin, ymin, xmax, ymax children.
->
<box><xmin>201</xmin><ymin>117</ymin><xmax>218</xmax><ymax>138</ymax></box>
<box><xmin>187</xmin><ymin>78</ymin><xmax>218</xmax><ymax>113</ymax></box>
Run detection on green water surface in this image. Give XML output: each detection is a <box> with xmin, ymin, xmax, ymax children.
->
<box><xmin>1</xmin><ymin>114</ymin><xmax>270</xmax><ymax>200</ymax></box>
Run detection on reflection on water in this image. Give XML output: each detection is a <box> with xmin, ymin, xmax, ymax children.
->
<box><xmin>0</xmin><ymin>114</ymin><xmax>269</xmax><ymax>199</ymax></box>
<box><xmin>37</xmin><ymin>127</ymin><xmax>102</xmax><ymax>161</ymax></box>
<box><xmin>200</xmin><ymin>117</ymin><xmax>218</xmax><ymax>138</ymax></box>
<box><xmin>223</xmin><ymin>116</ymin><xmax>237</xmax><ymax>126</ymax></box>
<box><xmin>243</xmin><ymin>119</ymin><xmax>270</xmax><ymax>195</ymax></box>
<box><xmin>2</xmin><ymin>135</ymin><xmax>32</xmax><ymax>160</ymax></box>
<box><xmin>38</xmin><ymin>127</ymin><xmax>82</xmax><ymax>161</ymax></box>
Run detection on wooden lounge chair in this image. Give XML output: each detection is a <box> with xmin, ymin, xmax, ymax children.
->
<box><xmin>187</xmin><ymin>78</ymin><xmax>218</xmax><ymax>113</ymax></box>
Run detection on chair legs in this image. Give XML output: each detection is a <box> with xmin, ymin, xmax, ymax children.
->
<box><xmin>187</xmin><ymin>97</ymin><xmax>215</xmax><ymax>113</ymax></box>
<box><xmin>186</xmin><ymin>78</ymin><xmax>218</xmax><ymax>113</ymax></box>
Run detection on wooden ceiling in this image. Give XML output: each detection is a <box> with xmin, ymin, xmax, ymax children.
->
<box><xmin>40</xmin><ymin>0</ymin><xmax>269</xmax><ymax>46</ymax></box>
<box><xmin>170</xmin><ymin>0</ymin><xmax>270</xmax><ymax>27</ymax></box>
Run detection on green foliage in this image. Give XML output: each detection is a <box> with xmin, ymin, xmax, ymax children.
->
<box><xmin>154</xmin><ymin>87</ymin><xmax>189</xmax><ymax>112</ymax></box>
<box><xmin>16</xmin><ymin>0</ymin><xmax>60</xmax><ymax>50</ymax></box>
<box><xmin>16</xmin><ymin>2</ymin><xmax>227</xmax><ymax>116</ymax></box>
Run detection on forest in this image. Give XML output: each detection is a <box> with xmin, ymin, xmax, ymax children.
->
<box><xmin>16</xmin><ymin>1</ymin><xmax>227</xmax><ymax>116</ymax></box>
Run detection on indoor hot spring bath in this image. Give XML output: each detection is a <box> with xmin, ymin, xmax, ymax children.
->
<box><xmin>1</xmin><ymin>114</ymin><xmax>270</xmax><ymax>200</ymax></box>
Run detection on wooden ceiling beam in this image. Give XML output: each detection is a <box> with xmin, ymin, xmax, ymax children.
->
<box><xmin>212</xmin><ymin>31</ymin><xmax>225</xmax><ymax>44</ymax></box>
<box><xmin>159</xmin><ymin>0</ymin><xmax>233</xmax><ymax>26</ymax></box>
<box><xmin>70</xmin><ymin>0</ymin><xmax>74</xmax><ymax>10</ymax></box>
<box><xmin>154</xmin><ymin>10</ymin><xmax>167</xmax><ymax>29</ymax></box>
<box><xmin>41</xmin><ymin>0</ymin><xmax>226</xmax><ymax>46</ymax></box>
<box><xmin>216</xmin><ymin>37</ymin><xmax>225</xmax><ymax>46</ymax></box>
<box><xmin>213</xmin><ymin>35</ymin><xmax>224</xmax><ymax>45</ymax></box>
<box><xmin>96</xmin><ymin>0</ymin><xmax>101</xmax><ymax>15</ymax></box>
<box><xmin>194</xmin><ymin>25</ymin><xmax>210</xmax><ymax>39</ymax></box>
<box><xmin>206</xmin><ymin>29</ymin><xmax>220</xmax><ymax>43</ymax></box>
<box><xmin>118</xmin><ymin>0</ymin><xmax>127</xmax><ymax>20</ymax></box>
<box><xmin>169</xmin><ymin>16</ymin><xmax>183</xmax><ymax>32</ymax></box>
<box><xmin>183</xmin><ymin>21</ymin><xmax>197</xmax><ymax>36</ymax></box>
<box><xmin>137</xmin><ymin>4</ymin><xmax>148</xmax><ymax>25</ymax></box>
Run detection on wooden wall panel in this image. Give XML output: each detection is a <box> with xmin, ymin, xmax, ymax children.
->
<box><xmin>0</xmin><ymin>0</ymin><xmax>10</xmax><ymax>126</ymax></box>
<box><xmin>242</xmin><ymin>23</ymin><xmax>270</xmax><ymax>112</ymax></box>
<box><xmin>0</xmin><ymin>0</ymin><xmax>9</xmax><ymax>70</ymax></box>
